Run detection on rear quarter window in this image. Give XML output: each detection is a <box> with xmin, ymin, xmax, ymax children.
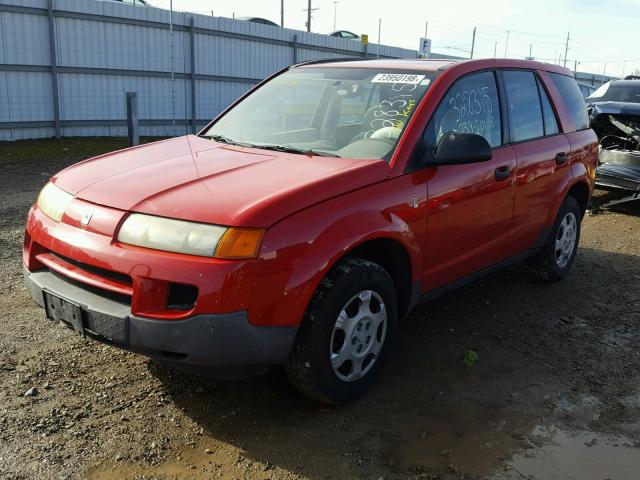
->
<box><xmin>549</xmin><ymin>73</ymin><xmax>589</xmax><ymax>131</ymax></box>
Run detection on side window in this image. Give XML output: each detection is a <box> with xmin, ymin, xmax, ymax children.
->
<box><xmin>537</xmin><ymin>78</ymin><xmax>559</xmax><ymax>135</ymax></box>
<box><xmin>504</xmin><ymin>71</ymin><xmax>544</xmax><ymax>142</ymax></box>
<box><xmin>426</xmin><ymin>71</ymin><xmax>502</xmax><ymax>148</ymax></box>
<box><xmin>549</xmin><ymin>73</ymin><xmax>589</xmax><ymax>130</ymax></box>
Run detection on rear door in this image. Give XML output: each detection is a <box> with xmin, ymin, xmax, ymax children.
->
<box><xmin>501</xmin><ymin>70</ymin><xmax>572</xmax><ymax>257</ymax></box>
<box><xmin>421</xmin><ymin>70</ymin><xmax>517</xmax><ymax>291</ymax></box>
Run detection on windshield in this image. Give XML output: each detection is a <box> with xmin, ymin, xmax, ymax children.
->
<box><xmin>588</xmin><ymin>81</ymin><xmax>640</xmax><ymax>104</ymax></box>
<box><xmin>202</xmin><ymin>67</ymin><xmax>437</xmax><ymax>160</ymax></box>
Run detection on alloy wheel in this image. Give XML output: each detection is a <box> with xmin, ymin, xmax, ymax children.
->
<box><xmin>555</xmin><ymin>212</ymin><xmax>577</xmax><ymax>268</ymax></box>
<box><xmin>329</xmin><ymin>290</ymin><xmax>387</xmax><ymax>382</ymax></box>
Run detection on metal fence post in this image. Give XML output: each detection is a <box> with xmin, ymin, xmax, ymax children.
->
<box><xmin>293</xmin><ymin>34</ymin><xmax>298</xmax><ymax>64</ymax></box>
<box><xmin>126</xmin><ymin>92</ymin><xmax>139</xmax><ymax>146</ymax></box>
<box><xmin>47</xmin><ymin>0</ymin><xmax>61</xmax><ymax>138</ymax></box>
<box><xmin>189</xmin><ymin>17</ymin><xmax>196</xmax><ymax>134</ymax></box>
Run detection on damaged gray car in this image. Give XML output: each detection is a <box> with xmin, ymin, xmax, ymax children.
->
<box><xmin>588</xmin><ymin>77</ymin><xmax>640</xmax><ymax>208</ymax></box>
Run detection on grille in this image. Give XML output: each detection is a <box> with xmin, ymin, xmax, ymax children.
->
<box><xmin>47</xmin><ymin>269</ymin><xmax>132</xmax><ymax>305</ymax></box>
<box><xmin>50</xmin><ymin>252</ymin><xmax>132</xmax><ymax>285</ymax></box>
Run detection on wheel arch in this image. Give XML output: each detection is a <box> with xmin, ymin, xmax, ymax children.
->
<box><xmin>566</xmin><ymin>180</ymin><xmax>590</xmax><ymax>218</ymax></box>
<box><xmin>343</xmin><ymin>237</ymin><xmax>414</xmax><ymax>319</ymax></box>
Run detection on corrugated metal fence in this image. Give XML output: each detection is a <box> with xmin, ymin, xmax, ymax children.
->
<box><xmin>0</xmin><ymin>0</ymin><xmax>417</xmax><ymax>141</ymax></box>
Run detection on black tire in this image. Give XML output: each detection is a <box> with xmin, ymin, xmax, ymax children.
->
<box><xmin>527</xmin><ymin>194</ymin><xmax>582</xmax><ymax>282</ymax></box>
<box><xmin>285</xmin><ymin>258</ymin><xmax>398</xmax><ymax>404</ymax></box>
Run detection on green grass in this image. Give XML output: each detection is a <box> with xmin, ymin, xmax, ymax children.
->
<box><xmin>0</xmin><ymin>136</ymin><xmax>166</xmax><ymax>162</ymax></box>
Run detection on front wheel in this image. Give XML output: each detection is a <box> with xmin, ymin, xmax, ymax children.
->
<box><xmin>527</xmin><ymin>194</ymin><xmax>582</xmax><ymax>282</ymax></box>
<box><xmin>285</xmin><ymin>258</ymin><xmax>398</xmax><ymax>404</ymax></box>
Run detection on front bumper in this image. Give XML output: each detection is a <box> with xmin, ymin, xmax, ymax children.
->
<box><xmin>25</xmin><ymin>267</ymin><xmax>297</xmax><ymax>378</ymax></box>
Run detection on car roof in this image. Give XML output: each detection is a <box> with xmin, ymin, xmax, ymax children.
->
<box><xmin>237</xmin><ymin>16</ymin><xmax>277</xmax><ymax>23</ymax></box>
<box><xmin>297</xmin><ymin>58</ymin><xmax>573</xmax><ymax>75</ymax></box>
<box><xmin>610</xmin><ymin>79</ymin><xmax>640</xmax><ymax>86</ymax></box>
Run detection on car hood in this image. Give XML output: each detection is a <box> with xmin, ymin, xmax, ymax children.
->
<box><xmin>589</xmin><ymin>101</ymin><xmax>640</xmax><ymax>118</ymax></box>
<box><xmin>53</xmin><ymin>135</ymin><xmax>390</xmax><ymax>227</ymax></box>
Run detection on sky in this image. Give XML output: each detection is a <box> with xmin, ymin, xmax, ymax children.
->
<box><xmin>146</xmin><ymin>0</ymin><xmax>640</xmax><ymax>78</ymax></box>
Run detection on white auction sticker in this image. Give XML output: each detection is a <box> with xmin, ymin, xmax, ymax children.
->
<box><xmin>371</xmin><ymin>73</ymin><xmax>426</xmax><ymax>84</ymax></box>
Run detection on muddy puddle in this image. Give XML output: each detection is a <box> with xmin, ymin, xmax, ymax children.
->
<box><xmin>379</xmin><ymin>406</ymin><xmax>537</xmax><ymax>476</ymax></box>
<box><xmin>88</xmin><ymin>400</ymin><xmax>640</xmax><ymax>480</ymax></box>
<box><xmin>495</xmin><ymin>424</ymin><xmax>640</xmax><ymax>480</ymax></box>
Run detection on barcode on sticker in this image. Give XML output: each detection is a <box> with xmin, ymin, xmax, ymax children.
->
<box><xmin>372</xmin><ymin>73</ymin><xmax>425</xmax><ymax>84</ymax></box>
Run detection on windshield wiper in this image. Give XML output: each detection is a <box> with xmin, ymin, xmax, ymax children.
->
<box><xmin>205</xmin><ymin>134</ymin><xmax>254</xmax><ymax>147</ymax></box>
<box><xmin>250</xmin><ymin>144</ymin><xmax>341</xmax><ymax>157</ymax></box>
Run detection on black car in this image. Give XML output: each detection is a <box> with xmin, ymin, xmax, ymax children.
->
<box><xmin>587</xmin><ymin>79</ymin><xmax>640</xmax><ymax>206</ymax></box>
<box><xmin>329</xmin><ymin>30</ymin><xmax>360</xmax><ymax>40</ymax></box>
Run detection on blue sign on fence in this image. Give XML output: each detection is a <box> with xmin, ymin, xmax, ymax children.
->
<box><xmin>419</xmin><ymin>37</ymin><xmax>432</xmax><ymax>55</ymax></box>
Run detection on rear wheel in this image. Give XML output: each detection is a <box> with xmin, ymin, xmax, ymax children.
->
<box><xmin>286</xmin><ymin>258</ymin><xmax>397</xmax><ymax>404</ymax></box>
<box><xmin>528</xmin><ymin>195</ymin><xmax>582</xmax><ymax>282</ymax></box>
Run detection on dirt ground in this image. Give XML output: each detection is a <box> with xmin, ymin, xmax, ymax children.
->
<box><xmin>1</xmin><ymin>137</ymin><xmax>640</xmax><ymax>480</ymax></box>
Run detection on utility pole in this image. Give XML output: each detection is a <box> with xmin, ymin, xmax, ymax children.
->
<box><xmin>573</xmin><ymin>59</ymin><xmax>578</xmax><ymax>75</ymax></box>
<box><xmin>504</xmin><ymin>30</ymin><xmax>510</xmax><ymax>58</ymax></box>
<box><xmin>529</xmin><ymin>43</ymin><xmax>532</xmax><ymax>58</ymax></box>
<box><xmin>281</xmin><ymin>0</ymin><xmax>284</xmax><ymax>27</ymax></box>
<box><xmin>376</xmin><ymin>18</ymin><xmax>381</xmax><ymax>58</ymax></box>
<box><xmin>470</xmin><ymin>27</ymin><xmax>476</xmax><ymax>59</ymax></box>
<box><xmin>424</xmin><ymin>21</ymin><xmax>428</xmax><ymax>38</ymax></box>
<box><xmin>304</xmin><ymin>0</ymin><xmax>318</xmax><ymax>32</ymax></box>
<box><xmin>622</xmin><ymin>60</ymin><xmax>626</xmax><ymax>78</ymax></box>
<box><xmin>169</xmin><ymin>0</ymin><xmax>176</xmax><ymax>136</ymax></box>
<box><xmin>563</xmin><ymin>31</ymin><xmax>570</xmax><ymax>68</ymax></box>
<box><xmin>332</xmin><ymin>1</ymin><xmax>338</xmax><ymax>30</ymax></box>
<box><xmin>493</xmin><ymin>41</ymin><xmax>497</xmax><ymax>58</ymax></box>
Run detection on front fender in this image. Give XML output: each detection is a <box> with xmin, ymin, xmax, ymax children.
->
<box><xmin>248</xmin><ymin>207</ymin><xmax>420</xmax><ymax>327</ymax></box>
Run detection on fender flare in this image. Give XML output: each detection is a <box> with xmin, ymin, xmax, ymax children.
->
<box><xmin>543</xmin><ymin>163</ymin><xmax>591</xmax><ymax>228</ymax></box>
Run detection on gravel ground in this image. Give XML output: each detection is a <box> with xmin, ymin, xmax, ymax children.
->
<box><xmin>1</xmin><ymin>137</ymin><xmax>640</xmax><ymax>480</ymax></box>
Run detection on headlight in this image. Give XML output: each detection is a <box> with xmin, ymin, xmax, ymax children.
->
<box><xmin>37</xmin><ymin>182</ymin><xmax>73</xmax><ymax>222</ymax></box>
<box><xmin>117</xmin><ymin>213</ymin><xmax>263</xmax><ymax>259</ymax></box>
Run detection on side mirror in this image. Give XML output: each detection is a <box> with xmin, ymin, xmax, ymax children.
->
<box><xmin>429</xmin><ymin>132</ymin><xmax>492</xmax><ymax>165</ymax></box>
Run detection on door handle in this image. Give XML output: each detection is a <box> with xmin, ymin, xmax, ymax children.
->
<box><xmin>555</xmin><ymin>152</ymin><xmax>569</xmax><ymax>166</ymax></box>
<box><xmin>495</xmin><ymin>165</ymin><xmax>510</xmax><ymax>181</ymax></box>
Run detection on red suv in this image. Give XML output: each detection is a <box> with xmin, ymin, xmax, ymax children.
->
<box><xmin>24</xmin><ymin>59</ymin><xmax>598</xmax><ymax>403</ymax></box>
